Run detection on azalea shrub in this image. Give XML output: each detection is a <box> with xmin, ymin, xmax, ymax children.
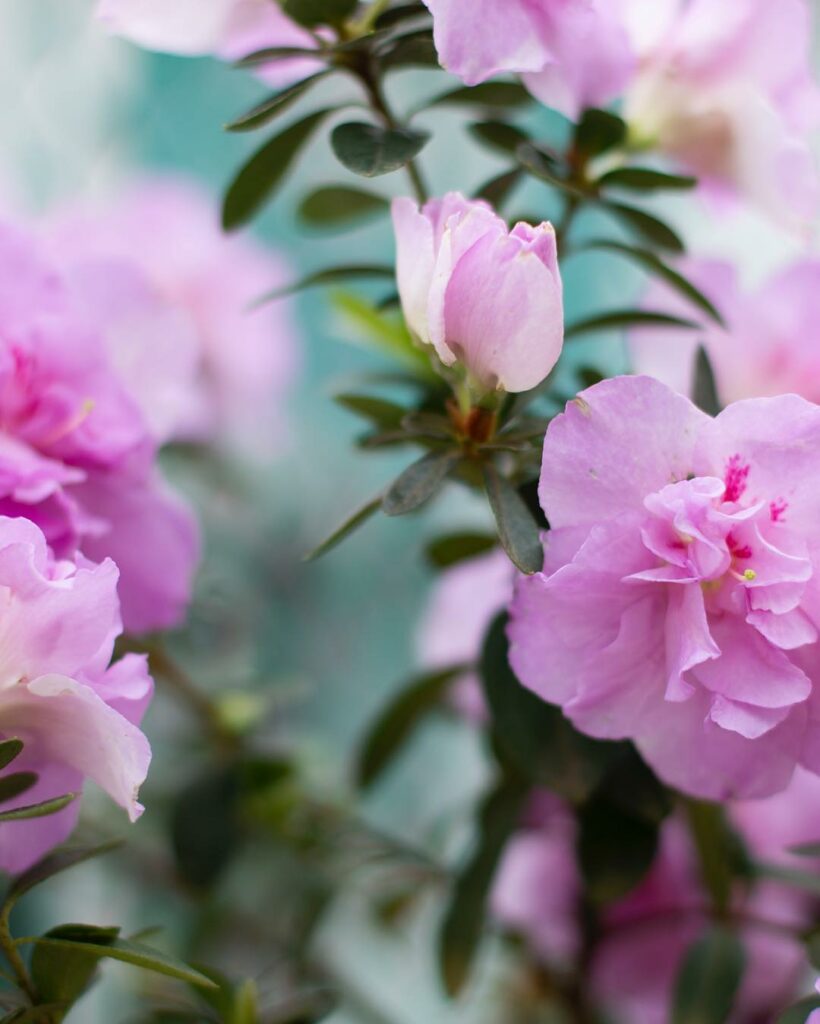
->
<box><xmin>2</xmin><ymin>0</ymin><xmax>820</xmax><ymax>1022</ymax></box>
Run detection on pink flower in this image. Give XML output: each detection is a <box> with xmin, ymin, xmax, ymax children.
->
<box><xmin>96</xmin><ymin>0</ymin><xmax>323</xmax><ymax>85</ymax></box>
<box><xmin>0</xmin><ymin>517</ymin><xmax>152</xmax><ymax>873</ymax></box>
<box><xmin>46</xmin><ymin>178</ymin><xmax>298</xmax><ymax>458</ymax></box>
<box><xmin>509</xmin><ymin>374</ymin><xmax>820</xmax><ymax>800</ymax></box>
<box><xmin>392</xmin><ymin>193</ymin><xmax>563</xmax><ymax>395</ymax></box>
<box><xmin>0</xmin><ymin>219</ymin><xmax>198</xmax><ymax>633</ymax></box>
<box><xmin>631</xmin><ymin>258</ymin><xmax>820</xmax><ymax>406</ymax></box>
<box><xmin>421</xmin><ymin>0</ymin><xmax>634</xmax><ymax>119</ymax></box>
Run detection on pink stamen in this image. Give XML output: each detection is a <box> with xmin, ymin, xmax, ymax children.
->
<box><xmin>770</xmin><ymin>498</ymin><xmax>788</xmax><ymax>522</ymax></box>
<box><xmin>724</xmin><ymin>454</ymin><xmax>750</xmax><ymax>503</ymax></box>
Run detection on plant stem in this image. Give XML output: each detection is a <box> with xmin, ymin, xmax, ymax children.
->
<box><xmin>0</xmin><ymin>899</ymin><xmax>36</xmax><ymax>1005</ymax></box>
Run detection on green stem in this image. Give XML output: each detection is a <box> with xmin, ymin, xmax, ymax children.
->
<box><xmin>0</xmin><ymin>899</ymin><xmax>37</xmax><ymax>1006</ymax></box>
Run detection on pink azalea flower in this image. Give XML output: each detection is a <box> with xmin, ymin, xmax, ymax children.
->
<box><xmin>392</xmin><ymin>193</ymin><xmax>563</xmax><ymax>395</ymax></box>
<box><xmin>0</xmin><ymin>219</ymin><xmax>198</xmax><ymax>634</ymax></box>
<box><xmin>631</xmin><ymin>258</ymin><xmax>820</xmax><ymax>406</ymax></box>
<box><xmin>46</xmin><ymin>178</ymin><xmax>298</xmax><ymax>458</ymax></box>
<box><xmin>509</xmin><ymin>374</ymin><xmax>820</xmax><ymax>800</ymax></box>
<box><xmin>0</xmin><ymin>516</ymin><xmax>152</xmax><ymax>874</ymax></box>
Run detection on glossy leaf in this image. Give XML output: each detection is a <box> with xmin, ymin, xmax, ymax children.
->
<box><xmin>223</xmin><ymin>108</ymin><xmax>333</xmax><ymax>230</ymax></box>
<box><xmin>282</xmin><ymin>0</ymin><xmax>357</xmax><ymax>27</ymax></box>
<box><xmin>425</xmin><ymin>532</ymin><xmax>497</xmax><ymax>569</ymax></box>
<box><xmin>304</xmin><ymin>494</ymin><xmax>383</xmax><ymax>561</ymax></box>
<box><xmin>600</xmin><ymin>200</ymin><xmax>684</xmax><ymax>252</ymax></box>
<box><xmin>382</xmin><ymin>450</ymin><xmax>459</xmax><ymax>517</ymax></box>
<box><xmin>565</xmin><ymin>309</ymin><xmax>699</xmax><ymax>340</ymax></box>
<box><xmin>597</xmin><ymin>167</ymin><xmax>697</xmax><ymax>191</ymax></box>
<box><xmin>470</xmin><ymin>121</ymin><xmax>530</xmax><ymax>156</ymax></box>
<box><xmin>574</xmin><ymin>108</ymin><xmax>627</xmax><ymax>157</ymax></box>
<box><xmin>694</xmin><ymin>346</ymin><xmax>721</xmax><ymax>416</ymax></box>
<box><xmin>331</xmin><ymin>122</ymin><xmax>430</xmax><ymax>177</ymax></box>
<box><xmin>0</xmin><ymin>792</ymin><xmax>76</xmax><ymax>823</ymax></box>
<box><xmin>298</xmin><ymin>186</ymin><xmax>389</xmax><ymax>229</ymax></box>
<box><xmin>438</xmin><ymin>777</ymin><xmax>528</xmax><ymax>995</ymax></box>
<box><xmin>357</xmin><ymin>665</ymin><xmax>469</xmax><ymax>788</ymax></box>
<box><xmin>0</xmin><ymin>739</ymin><xmax>23</xmax><ymax>770</ymax></box>
<box><xmin>671</xmin><ymin>927</ymin><xmax>746</xmax><ymax>1024</ymax></box>
<box><xmin>482</xmin><ymin>465</ymin><xmax>543</xmax><ymax>575</ymax></box>
<box><xmin>225</xmin><ymin>72</ymin><xmax>331</xmax><ymax>132</ymax></box>
<box><xmin>420</xmin><ymin>82</ymin><xmax>531</xmax><ymax>113</ymax></box>
<box><xmin>254</xmin><ymin>264</ymin><xmax>395</xmax><ymax>304</ymax></box>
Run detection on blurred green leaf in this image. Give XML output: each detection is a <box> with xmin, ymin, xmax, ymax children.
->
<box><xmin>671</xmin><ymin>926</ymin><xmax>746</xmax><ymax>1024</ymax></box>
<box><xmin>517</xmin><ymin>143</ymin><xmax>584</xmax><ymax>197</ymax></box>
<box><xmin>578</xmin><ymin>796</ymin><xmax>659</xmax><ymax>903</ymax></box>
<box><xmin>225</xmin><ymin>72</ymin><xmax>332</xmax><ymax>132</ymax></box>
<box><xmin>756</xmin><ymin>861</ymin><xmax>820</xmax><ymax>898</ymax></box>
<box><xmin>382</xmin><ymin>450</ymin><xmax>459</xmax><ymax>516</ymax></box>
<box><xmin>330</xmin><ymin>290</ymin><xmax>437</xmax><ymax>376</ymax></box>
<box><xmin>237</xmin><ymin>46</ymin><xmax>331</xmax><ymax>68</ymax></box>
<box><xmin>788</xmin><ymin>841</ymin><xmax>820</xmax><ymax>857</ymax></box>
<box><xmin>2</xmin><ymin>1006</ymin><xmax>69</xmax><ymax>1023</ymax></box>
<box><xmin>255</xmin><ymin>264</ymin><xmax>395</xmax><ymax>304</ymax></box>
<box><xmin>694</xmin><ymin>346</ymin><xmax>721</xmax><ymax>416</ymax></box>
<box><xmin>375</xmin><ymin>2</ymin><xmax>428</xmax><ymax>28</ymax></box>
<box><xmin>439</xmin><ymin>776</ymin><xmax>528</xmax><ymax>996</ymax></box>
<box><xmin>357</xmin><ymin>665</ymin><xmax>469</xmax><ymax>788</ymax></box>
<box><xmin>474</xmin><ymin>169</ymin><xmax>522</xmax><ymax>209</ymax></box>
<box><xmin>482</xmin><ymin>465</ymin><xmax>542</xmax><ymax>575</ymax></box>
<box><xmin>420</xmin><ymin>82</ymin><xmax>531</xmax><ymax>113</ymax></box>
<box><xmin>574</xmin><ymin>108</ymin><xmax>627</xmax><ymax>157</ymax></box>
<box><xmin>0</xmin><ymin>792</ymin><xmax>76</xmax><ymax>823</ymax></box>
<box><xmin>9</xmin><ymin>841</ymin><xmax>123</xmax><ymax>906</ymax></box>
<box><xmin>0</xmin><ymin>772</ymin><xmax>37</xmax><ymax>804</ymax></box>
<box><xmin>305</xmin><ymin>494</ymin><xmax>383</xmax><ymax>561</ymax></box>
<box><xmin>331</xmin><ymin>122</ymin><xmax>430</xmax><ymax>177</ymax></box>
<box><xmin>298</xmin><ymin>185</ymin><xmax>389</xmax><ymax>230</ymax></box>
<box><xmin>172</xmin><ymin>769</ymin><xmax>241</xmax><ymax>889</ymax></box>
<box><xmin>470</xmin><ymin>121</ymin><xmax>530</xmax><ymax>156</ymax></box>
<box><xmin>380</xmin><ymin>29</ymin><xmax>439</xmax><ymax>69</ymax></box>
<box><xmin>685</xmin><ymin>800</ymin><xmax>751</xmax><ymax>915</ymax></box>
<box><xmin>282</xmin><ymin>0</ymin><xmax>357</xmax><ymax>27</ymax></box>
<box><xmin>565</xmin><ymin>309</ymin><xmax>699</xmax><ymax>340</ymax></box>
<box><xmin>223</xmin><ymin>108</ymin><xmax>334</xmax><ymax>230</ymax></box>
<box><xmin>31</xmin><ymin>924</ymin><xmax>119</xmax><ymax>1012</ymax></box>
<box><xmin>0</xmin><ymin>739</ymin><xmax>23</xmax><ymax>771</ymax></box>
<box><xmin>597</xmin><ymin>166</ymin><xmax>697</xmax><ymax>192</ymax></box>
<box><xmin>599</xmin><ymin>200</ymin><xmax>684</xmax><ymax>252</ymax></box>
<box><xmin>597</xmin><ymin>747</ymin><xmax>672</xmax><ymax>826</ymax></box>
<box><xmin>779</xmin><ymin>997</ymin><xmax>820</xmax><ymax>1023</ymax></box>
<box><xmin>231</xmin><ymin>979</ymin><xmax>259</xmax><ymax>1024</ymax></box>
<box><xmin>334</xmin><ymin>393</ymin><xmax>409</xmax><ymax>430</ymax></box>
<box><xmin>425</xmin><ymin>532</ymin><xmax>497</xmax><ymax>569</ymax></box>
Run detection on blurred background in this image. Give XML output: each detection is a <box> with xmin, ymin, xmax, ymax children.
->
<box><xmin>1</xmin><ymin>3</ymin><xmax>815</xmax><ymax>1021</ymax></box>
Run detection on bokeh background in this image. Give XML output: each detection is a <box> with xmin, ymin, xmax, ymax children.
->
<box><xmin>1</xmin><ymin>3</ymin><xmax>816</xmax><ymax>1021</ymax></box>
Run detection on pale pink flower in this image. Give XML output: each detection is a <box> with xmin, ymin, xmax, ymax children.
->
<box><xmin>392</xmin><ymin>193</ymin><xmax>563</xmax><ymax>394</ymax></box>
<box><xmin>0</xmin><ymin>517</ymin><xmax>152</xmax><ymax>874</ymax></box>
<box><xmin>509</xmin><ymin>374</ymin><xmax>820</xmax><ymax>800</ymax></box>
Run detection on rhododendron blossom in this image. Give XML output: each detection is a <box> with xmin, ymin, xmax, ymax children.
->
<box><xmin>0</xmin><ymin>220</ymin><xmax>198</xmax><ymax>633</ymax></box>
<box><xmin>509</xmin><ymin>375</ymin><xmax>820</xmax><ymax>799</ymax></box>
<box><xmin>0</xmin><ymin>517</ymin><xmax>152</xmax><ymax>873</ymax></box>
<box><xmin>392</xmin><ymin>193</ymin><xmax>563</xmax><ymax>394</ymax></box>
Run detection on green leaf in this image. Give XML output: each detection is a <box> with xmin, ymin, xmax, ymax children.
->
<box><xmin>671</xmin><ymin>926</ymin><xmax>746</xmax><ymax>1024</ymax></box>
<box><xmin>222</xmin><ymin>108</ymin><xmax>334</xmax><ymax>230</ymax></box>
<box><xmin>0</xmin><ymin>792</ymin><xmax>76</xmax><ymax>823</ymax></box>
<box><xmin>331</xmin><ymin>122</ymin><xmax>430</xmax><ymax>178</ymax></box>
<box><xmin>597</xmin><ymin>166</ymin><xmax>697</xmax><ymax>192</ymax></box>
<box><xmin>599</xmin><ymin>201</ymin><xmax>684</xmax><ymax>252</ymax></box>
<box><xmin>231</xmin><ymin>979</ymin><xmax>260</xmax><ymax>1024</ymax></box>
<box><xmin>330</xmin><ymin>290</ymin><xmax>439</xmax><ymax>378</ymax></box>
<box><xmin>375</xmin><ymin>2</ymin><xmax>429</xmax><ymax>29</ymax></box>
<box><xmin>2</xmin><ymin>1006</ymin><xmax>69</xmax><ymax>1023</ymax></box>
<box><xmin>0</xmin><ymin>772</ymin><xmax>38</xmax><ymax>804</ymax></box>
<box><xmin>480</xmin><ymin>615</ymin><xmax>617</xmax><ymax>802</ymax></box>
<box><xmin>578</xmin><ymin>796</ymin><xmax>659</xmax><ymax>903</ymax></box>
<box><xmin>685</xmin><ymin>800</ymin><xmax>751</xmax><ymax>914</ymax></box>
<box><xmin>788</xmin><ymin>841</ymin><xmax>820</xmax><ymax>857</ymax></box>
<box><xmin>334</xmin><ymin>393</ymin><xmax>408</xmax><ymax>430</ymax></box>
<box><xmin>382</xmin><ymin>451</ymin><xmax>459</xmax><ymax>517</ymax></box>
<box><xmin>20</xmin><ymin>934</ymin><xmax>218</xmax><ymax>990</ymax></box>
<box><xmin>596</xmin><ymin>747</ymin><xmax>672</xmax><ymax>826</ymax></box>
<box><xmin>171</xmin><ymin>769</ymin><xmax>240</xmax><ymax>889</ymax></box>
<box><xmin>254</xmin><ymin>264</ymin><xmax>395</xmax><ymax>304</ymax></box>
<box><xmin>0</xmin><ymin>739</ymin><xmax>23</xmax><ymax>770</ymax></box>
<box><xmin>236</xmin><ymin>46</ymin><xmax>330</xmax><ymax>68</ymax></box>
<box><xmin>420</xmin><ymin>82</ymin><xmax>531</xmax><ymax>113</ymax></box>
<box><xmin>565</xmin><ymin>309</ymin><xmax>699</xmax><ymax>340</ymax></box>
<box><xmin>779</xmin><ymin>997</ymin><xmax>820</xmax><ymax>1024</ymax></box>
<box><xmin>298</xmin><ymin>185</ymin><xmax>389</xmax><ymax>230</ymax></box>
<box><xmin>582</xmin><ymin>240</ymin><xmax>724</xmax><ymax>325</ymax></box>
<box><xmin>380</xmin><ymin>29</ymin><xmax>439</xmax><ymax>69</ymax></box>
<box><xmin>756</xmin><ymin>861</ymin><xmax>820</xmax><ymax>898</ymax></box>
<box><xmin>32</xmin><ymin>924</ymin><xmax>119</xmax><ymax>1010</ymax></box>
<box><xmin>469</xmin><ymin>121</ymin><xmax>530</xmax><ymax>156</ymax></box>
<box><xmin>9</xmin><ymin>841</ymin><xmax>123</xmax><ymax>905</ymax></box>
<box><xmin>438</xmin><ymin>777</ymin><xmax>528</xmax><ymax>996</ymax></box>
<box><xmin>474</xmin><ymin>169</ymin><xmax>522</xmax><ymax>209</ymax></box>
<box><xmin>357</xmin><ymin>665</ymin><xmax>469</xmax><ymax>788</ymax></box>
<box><xmin>574</xmin><ymin>108</ymin><xmax>627</xmax><ymax>157</ymax></box>
<box><xmin>304</xmin><ymin>494</ymin><xmax>383</xmax><ymax>561</ymax></box>
<box><xmin>225</xmin><ymin>72</ymin><xmax>331</xmax><ymax>132</ymax></box>
<box><xmin>482</xmin><ymin>465</ymin><xmax>542</xmax><ymax>575</ymax></box>
<box><xmin>517</xmin><ymin>143</ymin><xmax>584</xmax><ymax>197</ymax></box>
<box><xmin>694</xmin><ymin>346</ymin><xmax>721</xmax><ymax>416</ymax></box>
<box><xmin>282</xmin><ymin>0</ymin><xmax>357</xmax><ymax>28</ymax></box>
<box><xmin>425</xmin><ymin>532</ymin><xmax>497</xmax><ymax>569</ymax></box>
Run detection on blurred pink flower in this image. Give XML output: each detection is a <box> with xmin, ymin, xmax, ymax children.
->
<box><xmin>631</xmin><ymin>258</ymin><xmax>820</xmax><ymax>406</ymax></box>
<box><xmin>47</xmin><ymin>178</ymin><xmax>299</xmax><ymax>459</ymax></box>
<box><xmin>0</xmin><ymin>517</ymin><xmax>152</xmax><ymax>874</ymax></box>
<box><xmin>0</xmin><ymin>219</ymin><xmax>198</xmax><ymax>633</ymax></box>
<box><xmin>392</xmin><ymin>192</ymin><xmax>563</xmax><ymax>394</ymax></box>
<box><xmin>509</xmin><ymin>374</ymin><xmax>820</xmax><ymax>800</ymax></box>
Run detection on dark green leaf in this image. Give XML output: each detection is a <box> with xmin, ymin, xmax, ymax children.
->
<box><xmin>597</xmin><ymin>167</ymin><xmax>697</xmax><ymax>192</ymax></box>
<box><xmin>581</xmin><ymin>240</ymin><xmax>724</xmax><ymax>325</ymax></box>
<box><xmin>31</xmin><ymin>924</ymin><xmax>119</xmax><ymax>1009</ymax></box>
<box><xmin>254</xmin><ymin>264</ymin><xmax>395</xmax><ymax>304</ymax></box>
<box><xmin>753</xmin><ymin>861</ymin><xmax>820</xmax><ymax>897</ymax></box>
<box><xmin>298</xmin><ymin>185</ymin><xmax>389</xmax><ymax>230</ymax></box>
<box><xmin>779</xmin><ymin>998</ymin><xmax>820</xmax><ymax>1024</ymax></box>
<box><xmin>574</xmin><ymin>108</ymin><xmax>627</xmax><ymax>157</ymax></box>
<box><xmin>382</xmin><ymin>450</ymin><xmax>459</xmax><ymax>516</ymax></box>
<box><xmin>578</xmin><ymin>796</ymin><xmax>659</xmax><ymax>903</ymax></box>
<box><xmin>685</xmin><ymin>800</ymin><xmax>751</xmax><ymax>914</ymax></box>
<box><xmin>671</xmin><ymin>926</ymin><xmax>746</xmax><ymax>1024</ymax></box>
<box><xmin>172</xmin><ymin>769</ymin><xmax>240</xmax><ymax>889</ymax></box>
<box><xmin>565</xmin><ymin>309</ymin><xmax>699</xmax><ymax>340</ymax></box>
<box><xmin>596</xmin><ymin>747</ymin><xmax>672</xmax><ymax>826</ymax></box>
<box><xmin>375</xmin><ymin>2</ymin><xmax>428</xmax><ymax>28</ymax></box>
<box><xmin>357</xmin><ymin>665</ymin><xmax>469</xmax><ymax>788</ymax></box>
<box><xmin>482</xmin><ymin>465</ymin><xmax>542</xmax><ymax>575</ymax></box>
<box><xmin>0</xmin><ymin>739</ymin><xmax>23</xmax><ymax>770</ymax></box>
<box><xmin>0</xmin><ymin>792</ymin><xmax>76</xmax><ymax>823</ymax></box>
<box><xmin>282</xmin><ymin>0</ymin><xmax>357</xmax><ymax>28</ymax></box>
<box><xmin>2</xmin><ymin>1006</ymin><xmax>68</xmax><ymax>1023</ymax></box>
<box><xmin>9</xmin><ymin>841</ymin><xmax>123</xmax><ymax>905</ymax></box>
<box><xmin>331</xmin><ymin>122</ymin><xmax>430</xmax><ymax>177</ymax></box>
<box><xmin>788</xmin><ymin>841</ymin><xmax>820</xmax><ymax>857</ymax></box>
<box><xmin>599</xmin><ymin>201</ymin><xmax>684</xmax><ymax>252</ymax></box>
<box><xmin>517</xmin><ymin>143</ymin><xmax>584</xmax><ymax>197</ymax></box>
<box><xmin>805</xmin><ymin>928</ymin><xmax>820</xmax><ymax>970</ymax></box>
<box><xmin>334</xmin><ymin>393</ymin><xmax>408</xmax><ymax>430</ymax></box>
<box><xmin>438</xmin><ymin>777</ymin><xmax>528</xmax><ymax>995</ymax></box>
<box><xmin>0</xmin><ymin>772</ymin><xmax>38</xmax><ymax>804</ymax></box>
<box><xmin>380</xmin><ymin>29</ymin><xmax>439</xmax><ymax>69</ymax></box>
<box><xmin>470</xmin><ymin>121</ymin><xmax>530</xmax><ymax>156</ymax></box>
<box><xmin>474</xmin><ymin>169</ymin><xmax>522</xmax><ymax>209</ymax></box>
<box><xmin>304</xmin><ymin>494</ymin><xmax>383</xmax><ymax>561</ymax></box>
<box><xmin>225</xmin><ymin>72</ymin><xmax>331</xmax><ymax>132</ymax></box>
<box><xmin>420</xmin><ymin>82</ymin><xmax>531</xmax><ymax>113</ymax></box>
<box><xmin>236</xmin><ymin>46</ymin><xmax>330</xmax><ymax>68</ymax></box>
<box><xmin>694</xmin><ymin>346</ymin><xmax>721</xmax><ymax>416</ymax></box>
<box><xmin>425</xmin><ymin>532</ymin><xmax>497</xmax><ymax>569</ymax></box>
<box><xmin>223</xmin><ymin>108</ymin><xmax>333</xmax><ymax>230</ymax></box>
